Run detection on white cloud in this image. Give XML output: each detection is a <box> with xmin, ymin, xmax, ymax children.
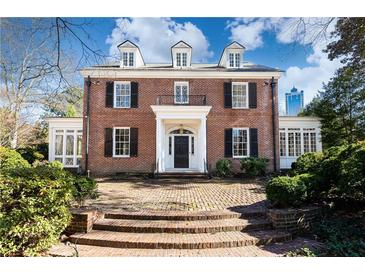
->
<box><xmin>106</xmin><ymin>17</ymin><xmax>213</xmax><ymax>63</ymax></box>
<box><xmin>227</xmin><ymin>18</ymin><xmax>342</xmax><ymax>108</ymax></box>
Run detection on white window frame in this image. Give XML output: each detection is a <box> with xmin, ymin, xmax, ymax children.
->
<box><xmin>232</xmin><ymin>128</ymin><xmax>250</xmax><ymax>158</ymax></box>
<box><xmin>174</xmin><ymin>81</ymin><xmax>189</xmax><ymax>104</ymax></box>
<box><xmin>232</xmin><ymin>82</ymin><xmax>249</xmax><ymax>109</ymax></box>
<box><xmin>121</xmin><ymin>51</ymin><xmax>135</xmax><ymax>67</ymax></box>
<box><xmin>112</xmin><ymin>127</ymin><xmax>130</xmax><ymax>158</ymax></box>
<box><xmin>52</xmin><ymin>128</ymin><xmax>83</xmax><ymax>167</ymax></box>
<box><xmin>113</xmin><ymin>81</ymin><xmax>131</xmax><ymax>108</ymax></box>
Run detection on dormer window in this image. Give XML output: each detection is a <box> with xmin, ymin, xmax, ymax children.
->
<box><xmin>176</xmin><ymin>52</ymin><xmax>187</xmax><ymax>67</ymax></box>
<box><xmin>229</xmin><ymin>52</ymin><xmax>241</xmax><ymax>68</ymax></box>
<box><xmin>122</xmin><ymin>51</ymin><xmax>134</xmax><ymax>67</ymax></box>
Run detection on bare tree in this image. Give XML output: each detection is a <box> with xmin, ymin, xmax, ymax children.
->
<box><xmin>0</xmin><ymin>18</ymin><xmax>106</xmax><ymax>148</ymax></box>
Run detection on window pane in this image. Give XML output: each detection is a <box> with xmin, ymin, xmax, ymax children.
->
<box><xmin>65</xmin><ymin>158</ymin><xmax>74</xmax><ymax>166</ymax></box>
<box><xmin>303</xmin><ymin>133</ymin><xmax>310</xmax><ymax>153</ymax></box>
<box><xmin>114</xmin><ymin>128</ymin><xmax>130</xmax><ymax>156</ymax></box>
<box><xmin>77</xmin><ymin>135</ymin><xmax>82</xmax><ymax>156</ymax></box>
<box><xmin>280</xmin><ymin>132</ymin><xmax>286</xmax><ymax>156</ymax></box>
<box><xmin>229</xmin><ymin>53</ymin><xmax>234</xmax><ymax>67</ymax></box>
<box><xmin>295</xmin><ymin>132</ymin><xmax>301</xmax><ymax>156</ymax></box>
<box><xmin>129</xmin><ymin>52</ymin><xmax>134</xmax><ymax>66</ymax></box>
<box><xmin>66</xmin><ymin>135</ymin><xmax>74</xmax><ymax>155</ymax></box>
<box><xmin>232</xmin><ymin>84</ymin><xmax>247</xmax><ymax>108</ymax></box>
<box><xmin>288</xmin><ymin>132</ymin><xmax>294</xmax><ymax>156</ymax></box>
<box><xmin>182</xmin><ymin>53</ymin><xmax>187</xmax><ymax>66</ymax></box>
<box><xmin>123</xmin><ymin>52</ymin><xmax>128</xmax><ymax>66</ymax></box>
<box><xmin>235</xmin><ymin>53</ymin><xmax>240</xmax><ymax>67</ymax></box>
<box><xmin>55</xmin><ymin>135</ymin><xmax>63</xmax><ymax>155</ymax></box>
<box><xmin>233</xmin><ymin>129</ymin><xmax>248</xmax><ymax>157</ymax></box>
<box><xmin>176</xmin><ymin>53</ymin><xmax>181</xmax><ymax>66</ymax></box>
<box><xmin>310</xmin><ymin>133</ymin><xmax>316</xmax><ymax>152</ymax></box>
<box><xmin>55</xmin><ymin>157</ymin><xmax>63</xmax><ymax>163</ymax></box>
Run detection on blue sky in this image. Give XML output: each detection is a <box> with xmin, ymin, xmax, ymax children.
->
<box><xmin>73</xmin><ymin>17</ymin><xmax>342</xmax><ymax>113</ymax></box>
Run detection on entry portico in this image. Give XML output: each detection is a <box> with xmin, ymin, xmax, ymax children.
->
<box><xmin>151</xmin><ymin>105</ymin><xmax>212</xmax><ymax>173</ymax></box>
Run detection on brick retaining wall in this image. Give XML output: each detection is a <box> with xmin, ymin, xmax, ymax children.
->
<box><xmin>268</xmin><ymin>206</ymin><xmax>321</xmax><ymax>233</ymax></box>
<box><xmin>66</xmin><ymin>208</ymin><xmax>101</xmax><ymax>235</ymax></box>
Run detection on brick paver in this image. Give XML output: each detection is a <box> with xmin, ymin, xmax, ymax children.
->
<box><xmin>86</xmin><ymin>178</ymin><xmax>268</xmax><ymax>212</ymax></box>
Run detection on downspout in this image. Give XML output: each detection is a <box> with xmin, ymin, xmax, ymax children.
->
<box><xmin>270</xmin><ymin>76</ymin><xmax>278</xmax><ymax>172</ymax></box>
<box><xmin>85</xmin><ymin>75</ymin><xmax>91</xmax><ymax>177</ymax></box>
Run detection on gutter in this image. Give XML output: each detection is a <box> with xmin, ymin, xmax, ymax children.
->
<box><xmin>85</xmin><ymin>75</ymin><xmax>91</xmax><ymax>177</ymax></box>
<box><xmin>270</xmin><ymin>77</ymin><xmax>278</xmax><ymax>172</ymax></box>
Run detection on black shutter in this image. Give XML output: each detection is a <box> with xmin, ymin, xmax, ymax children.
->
<box><xmin>104</xmin><ymin>128</ymin><xmax>113</xmax><ymax>157</ymax></box>
<box><xmin>224</xmin><ymin>128</ymin><xmax>233</xmax><ymax>158</ymax></box>
<box><xmin>249</xmin><ymin>82</ymin><xmax>257</xmax><ymax>108</ymax></box>
<box><xmin>250</xmin><ymin>128</ymin><xmax>258</xmax><ymax>157</ymax></box>
<box><xmin>131</xmin><ymin>82</ymin><xmax>138</xmax><ymax>108</ymax></box>
<box><xmin>224</xmin><ymin>82</ymin><xmax>232</xmax><ymax>108</ymax></box>
<box><xmin>106</xmin><ymin>81</ymin><xmax>114</xmax><ymax>108</ymax></box>
<box><xmin>130</xmin><ymin>128</ymin><xmax>138</xmax><ymax>157</ymax></box>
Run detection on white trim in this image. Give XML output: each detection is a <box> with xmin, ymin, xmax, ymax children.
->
<box><xmin>231</xmin><ymin>82</ymin><xmax>249</xmax><ymax>109</ymax></box>
<box><xmin>174</xmin><ymin>81</ymin><xmax>189</xmax><ymax>104</ymax></box>
<box><xmin>80</xmin><ymin>69</ymin><xmax>281</xmax><ymax>79</ymax></box>
<box><xmin>113</xmin><ymin>81</ymin><xmax>131</xmax><ymax>108</ymax></box>
<box><xmin>112</xmin><ymin>127</ymin><xmax>130</xmax><ymax>158</ymax></box>
<box><xmin>232</xmin><ymin>127</ymin><xmax>250</xmax><ymax>158</ymax></box>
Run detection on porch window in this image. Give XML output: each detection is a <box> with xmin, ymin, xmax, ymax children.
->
<box><xmin>114</xmin><ymin>82</ymin><xmax>131</xmax><ymax>108</ymax></box>
<box><xmin>303</xmin><ymin>128</ymin><xmax>317</xmax><ymax>153</ymax></box>
<box><xmin>232</xmin><ymin>128</ymin><xmax>249</xmax><ymax>158</ymax></box>
<box><xmin>113</xmin><ymin>127</ymin><xmax>130</xmax><ymax>157</ymax></box>
<box><xmin>279</xmin><ymin>130</ymin><xmax>286</xmax><ymax>156</ymax></box>
<box><xmin>174</xmin><ymin>82</ymin><xmax>189</xmax><ymax>104</ymax></box>
<box><xmin>288</xmin><ymin>128</ymin><xmax>301</xmax><ymax>157</ymax></box>
<box><xmin>232</xmin><ymin>82</ymin><xmax>248</xmax><ymax>108</ymax></box>
<box><xmin>53</xmin><ymin>129</ymin><xmax>82</xmax><ymax>167</ymax></box>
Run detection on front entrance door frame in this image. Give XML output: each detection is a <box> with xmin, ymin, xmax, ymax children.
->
<box><xmin>151</xmin><ymin>105</ymin><xmax>212</xmax><ymax>173</ymax></box>
<box><xmin>173</xmin><ymin>135</ymin><xmax>190</xmax><ymax>168</ymax></box>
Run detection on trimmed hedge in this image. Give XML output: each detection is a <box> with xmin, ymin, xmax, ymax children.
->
<box><xmin>266</xmin><ymin>174</ymin><xmax>312</xmax><ymax>208</ymax></box>
<box><xmin>215</xmin><ymin>159</ymin><xmax>232</xmax><ymax>177</ymax></box>
<box><xmin>240</xmin><ymin>157</ymin><xmax>269</xmax><ymax>176</ymax></box>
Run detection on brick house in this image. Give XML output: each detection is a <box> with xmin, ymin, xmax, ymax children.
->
<box><xmin>46</xmin><ymin>40</ymin><xmax>322</xmax><ymax>176</ymax></box>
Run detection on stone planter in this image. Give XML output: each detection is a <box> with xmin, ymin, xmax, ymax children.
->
<box><xmin>268</xmin><ymin>206</ymin><xmax>322</xmax><ymax>234</ymax></box>
<box><xmin>66</xmin><ymin>208</ymin><xmax>102</xmax><ymax>235</ymax></box>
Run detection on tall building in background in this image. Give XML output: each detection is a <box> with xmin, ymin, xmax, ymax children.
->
<box><xmin>285</xmin><ymin>87</ymin><xmax>304</xmax><ymax>116</ymax></box>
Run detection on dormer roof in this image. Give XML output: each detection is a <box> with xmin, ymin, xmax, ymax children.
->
<box><xmin>218</xmin><ymin>41</ymin><xmax>246</xmax><ymax>67</ymax></box>
<box><xmin>117</xmin><ymin>40</ymin><xmax>145</xmax><ymax>67</ymax></box>
<box><xmin>171</xmin><ymin>40</ymin><xmax>192</xmax><ymax>68</ymax></box>
<box><xmin>171</xmin><ymin>40</ymin><xmax>192</xmax><ymax>49</ymax></box>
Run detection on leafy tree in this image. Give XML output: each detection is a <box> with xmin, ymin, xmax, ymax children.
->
<box><xmin>43</xmin><ymin>87</ymin><xmax>83</xmax><ymax>117</ymax></box>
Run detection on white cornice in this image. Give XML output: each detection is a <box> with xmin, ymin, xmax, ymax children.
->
<box><xmin>80</xmin><ymin>69</ymin><xmax>281</xmax><ymax>79</ymax></box>
<box><xmin>151</xmin><ymin>105</ymin><xmax>212</xmax><ymax>119</ymax></box>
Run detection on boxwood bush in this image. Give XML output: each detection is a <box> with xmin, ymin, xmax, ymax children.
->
<box><xmin>240</xmin><ymin>157</ymin><xmax>269</xmax><ymax>176</ymax></box>
<box><xmin>0</xmin><ymin>146</ymin><xmax>30</xmax><ymax>171</ymax></box>
<box><xmin>266</xmin><ymin>174</ymin><xmax>312</xmax><ymax>208</ymax></box>
<box><xmin>215</xmin><ymin>159</ymin><xmax>232</xmax><ymax>177</ymax></box>
<box><xmin>291</xmin><ymin>152</ymin><xmax>324</xmax><ymax>175</ymax></box>
<box><xmin>72</xmin><ymin>176</ymin><xmax>99</xmax><ymax>207</ymax></box>
<box><xmin>0</xmin><ymin>163</ymin><xmax>73</xmax><ymax>256</ymax></box>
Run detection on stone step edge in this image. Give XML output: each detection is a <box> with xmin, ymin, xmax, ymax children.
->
<box><xmin>93</xmin><ymin>219</ymin><xmax>272</xmax><ymax>234</ymax></box>
<box><xmin>68</xmin><ymin>231</ymin><xmax>291</xmax><ymax>249</ymax></box>
<box><xmin>103</xmin><ymin>210</ymin><xmax>267</xmax><ymax>221</ymax></box>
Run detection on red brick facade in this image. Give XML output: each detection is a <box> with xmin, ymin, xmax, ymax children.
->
<box><xmin>81</xmin><ymin>77</ymin><xmax>279</xmax><ymax>176</ymax></box>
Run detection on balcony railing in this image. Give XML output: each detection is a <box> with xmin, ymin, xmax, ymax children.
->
<box><xmin>156</xmin><ymin>95</ymin><xmax>207</xmax><ymax>106</ymax></box>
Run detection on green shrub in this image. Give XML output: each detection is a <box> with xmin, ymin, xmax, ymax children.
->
<box><xmin>72</xmin><ymin>176</ymin><xmax>98</xmax><ymax>207</ymax></box>
<box><xmin>0</xmin><ymin>146</ymin><xmax>30</xmax><ymax>172</ymax></box>
<box><xmin>292</xmin><ymin>152</ymin><xmax>324</xmax><ymax>175</ymax></box>
<box><xmin>16</xmin><ymin>144</ymin><xmax>47</xmax><ymax>164</ymax></box>
<box><xmin>312</xmin><ymin>214</ymin><xmax>365</xmax><ymax>256</ymax></box>
<box><xmin>240</xmin><ymin>157</ymin><xmax>269</xmax><ymax>176</ymax></box>
<box><xmin>0</xmin><ymin>164</ymin><xmax>73</xmax><ymax>256</ymax></box>
<box><xmin>215</xmin><ymin>159</ymin><xmax>232</xmax><ymax>177</ymax></box>
<box><xmin>266</xmin><ymin>174</ymin><xmax>312</xmax><ymax>207</ymax></box>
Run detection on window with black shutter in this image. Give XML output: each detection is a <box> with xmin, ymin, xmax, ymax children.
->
<box><xmin>104</xmin><ymin>128</ymin><xmax>113</xmax><ymax>157</ymax></box>
<box><xmin>130</xmin><ymin>128</ymin><xmax>138</xmax><ymax>157</ymax></box>
<box><xmin>249</xmin><ymin>128</ymin><xmax>258</xmax><ymax>157</ymax></box>
<box><xmin>105</xmin><ymin>82</ymin><xmax>114</xmax><ymax>108</ymax></box>
<box><xmin>224</xmin><ymin>82</ymin><xmax>232</xmax><ymax>108</ymax></box>
<box><xmin>224</xmin><ymin>128</ymin><xmax>233</xmax><ymax>157</ymax></box>
<box><xmin>131</xmin><ymin>82</ymin><xmax>138</xmax><ymax>108</ymax></box>
<box><xmin>249</xmin><ymin>82</ymin><xmax>257</xmax><ymax>108</ymax></box>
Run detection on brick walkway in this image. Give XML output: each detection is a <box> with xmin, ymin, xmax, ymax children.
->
<box><xmin>85</xmin><ymin>178</ymin><xmax>268</xmax><ymax>212</ymax></box>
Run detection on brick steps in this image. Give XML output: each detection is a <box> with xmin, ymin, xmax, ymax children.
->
<box><xmin>50</xmin><ymin>237</ymin><xmax>323</xmax><ymax>257</ymax></box>
<box><xmin>93</xmin><ymin>218</ymin><xmax>272</xmax><ymax>233</ymax></box>
<box><xmin>68</xmin><ymin>230</ymin><xmax>291</xmax><ymax>249</ymax></box>
<box><xmin>103</xmin><ymin>209</ymin><xmax>266</xmax><ymax>221</ymax></box>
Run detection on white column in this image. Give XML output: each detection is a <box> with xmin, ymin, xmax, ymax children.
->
<box><xmin>156</xmin><ymin>118</ymin><xmax>162</xmax><ymax>172</ymax></box>
<box><xmin>199</xmin><ymin>117</ymin><xmax>207</xmax><ymax>172</ymax></box>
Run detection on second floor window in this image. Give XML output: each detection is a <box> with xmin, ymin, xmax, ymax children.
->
<box><xmin>232</xmin><ymin>82</ymin><xmax>248</xmax><ymax>108</ymax></box>
<box><xmin>174</xmin><ymin>82</ymin><xmax>189</xmax><ymax>104</ymax></box>
<box><xmin>122</xmin><ymin>52</ymin><xmax>134</xmax><ymax>67</ymax></box>
<box><xmin>114</xmin><ymin>82</ymin><xmax>131</xmax><ymax>108</ymax></box>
